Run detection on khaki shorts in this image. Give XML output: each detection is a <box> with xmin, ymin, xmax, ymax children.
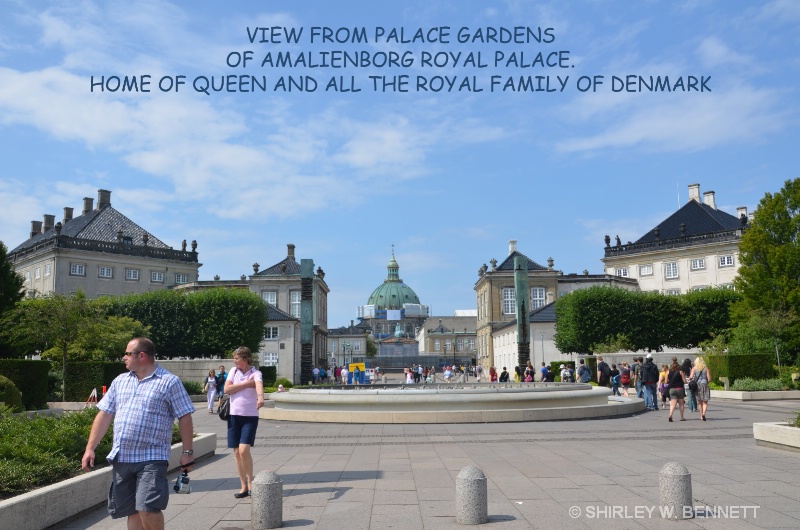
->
<box><xmin>669</xmin><ymin>388</ymin><xmax>686</xmax><ymax>400</ymax></box>
<box><xmin>108</xmin><ymin>460</ymin><xmax>169</xmax><ymax>518</ymax></box>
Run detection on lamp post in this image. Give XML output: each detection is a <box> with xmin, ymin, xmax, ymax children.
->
<box><xmin>342</xmin><ymin>340</ymin><xmax>350</xmax><ymax>369</ymax></box>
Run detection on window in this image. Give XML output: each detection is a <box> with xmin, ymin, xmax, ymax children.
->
<box><xmin>126</xmin><ymin>269</ymin><xmax>139</xmax><ymax>281</ymax></box>
<box><xmin>690</xmin><ymin>258</ymin><xmax>706</xmax><ymax>271</ymax></box>
<box><xmin>175</xmin><ymin>273</ymin><xmax>188</xmax><ymax>284</ymax></box>
<box><xmin>434</xmin><ymin>339</ymin><xmax>440</xmax><ymax>351</ymax></box>
<box><xmin>615</xmin><ymin>268</ymin><xmax>629</xmax><ymax>277</ymax></box>
<box><xmin>666</xmin><ymin>288</ymin><xmax>681</xmax><ymax>296</ymax></box>
<box><xmin>502</xmin><ymin>287</ymin><xmax>515</xmax><ymax>314</ymax></box>
<box><xmin>354</xmin><ymin>341</ymin><xmax>361</xmax><ymax>351</ymax></box>
<box><xmin>70</xmin><ymin>264</ymin><xmax>85</xmax><ymax>276</ymax></box>
<box><xmin>639</xmin><ymin>264</ymin><xmax>653</xmax><ymax>276</ymax></box>
<box><xmin>44</xmin><ymin>264</ymin><xmax>51</xmax><ymax>276</ymax></box>
<box><xmin>530</xmin><ymin>287</ymin><xmax>546</xmax><ymax>309</ymax></box>
<box><xmin>719</xmin><ymin>255</ymin><xmax>734</xmax><ymax>267</ymax></box>
<box><xmin>720</xmin><ymin>283</ymin><xmax>735</xmax><ymax>290</ymax></box>
<box><xmin>98</xmin><ymin>266</ymin><xmax>113</xmax><ymax>278</ymax></box>
<box><xmin>25</xmin><ymin>271</ymin><xmax>31</xmax><ymax>281</ymax></box>
<box><xmin>35</xmin><ymin>267</ymin><xmax>41</xmax><ymax>279</ymax></box>
<box><xmin>457</xmin><ymin>338</ymin><xmax>463</xmax><ymax>351</ymax></box>
<box><xmin>690</xmin><ymin>286</ymin><xmax>709</xmax><ymax>292</ymax></box>
<box><xmin>263</xmin><ymin>352</ymin><xmax>278</xmax><ymax>366</ymax></box>
<box><xmin>262</xmin><ymin>291</ymin><xmax>277</xmax><ymax>305</ymax></box>
<box><xmin>265</xmin><ymin>327</ymin><xmax>279</xmax><ymax>339</ymax></box>
<box><xmin>665</xmin><ymin>262</ymin><xmax>679</xmax><ymax>279</ymax></box>
<box><xmin>290</xmin><ymin>291</ymin><xmax>301</xmax><ymax>318</ymax></box>
<box><xmin>330</xmin><ymin>340</ymin><xmax>337</xmax><ymax>351</ymax></box>
<box><xmin>151</xmin><ymin>271</ymin><xmax>164</xmax><ymax>283</ymax></box>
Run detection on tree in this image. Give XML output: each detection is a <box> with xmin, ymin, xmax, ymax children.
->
<box><xmin>366</xmin><ymin>336</ymin><xmax>377</xmax><ymax>357</ymax></box>
<box><xmin>0</xmin><ymin>241</ymin><xmax>24</xmax><ymax>314</ymax></box>
<box><xmin>41</xmin><ymin>315</ymin><xmax>151</xmax><ymax>362</ymax></box>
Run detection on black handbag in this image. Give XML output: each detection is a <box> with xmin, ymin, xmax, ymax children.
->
<box><xmin>688</xmin><ymin>379</ymin><xmax>698</xmax><ymax>392</ymax></box>
<box><xmin>218</xmin><ymin>398</ymin><xmax>230</xmax><ymax>421</ymax></box>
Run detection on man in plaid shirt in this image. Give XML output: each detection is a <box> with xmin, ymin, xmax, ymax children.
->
<box><xmin>82</xmin><ymin>337</ymin><xmax>195</xmax><ymax>530</ymax></box>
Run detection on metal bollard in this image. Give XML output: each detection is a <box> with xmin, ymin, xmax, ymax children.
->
<box><xmin>456</xmin><ymin>466</ymin><xmax>488</xmax><ymax>525</ymax></box>
<box><xmin>252</xmin><ymin>471</ymin><xmax>283</xmax><ymax>529</ymax></box>
<box><xmin>659</xmin><ymin>461</ymin><xmax>693</xmax><ymax>519</ymax></box>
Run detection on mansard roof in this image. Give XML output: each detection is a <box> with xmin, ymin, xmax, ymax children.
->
<box><xmin>635</xmin><ymin>199</ymin><xmax>743</xmax><ymax>244</ymax></box>
<box><xmin>266</xmin><ymin>304</ymin><xmax>296</xmax><ymax>322</ymax></box>
<box><xmin>253</xmin><ymin>257</ymin><xmax>301</xmax><ymax>276</ymax></box>
<box><xmin>11</xmin><ymin>206</ymin><xmax>170</xmax><ymax>254</ymax></box>
<box><xmin>495</xmin><ymin>250</ymin><xmax>548</xmax><ymax>271</ymax></box>
<box><xmin>494</xmin><ymin>302</ymin><xmax>556</xmax><ymax>331</ymax></box>
<box><xmin>329</xmin><ymin>321</ymin><xmax>372</xmax><ymax>336</ymax></box>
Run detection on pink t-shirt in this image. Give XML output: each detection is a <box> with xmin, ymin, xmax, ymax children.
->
<box><xmin>227</xmin><ymin>366</ymin><xmax>262</xmax><ymax>417</ymax></box>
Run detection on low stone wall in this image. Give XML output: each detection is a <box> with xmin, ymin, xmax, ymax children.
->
<box><xmin>0</xmin><ymin>433</ymin><xmax>216</xmax><ymax>530</ymax></box>
<box><xmin>753</xmin><ymin>422</ymin><xmax>800</xmax><ymax>453</ymax></box>
<box><xmin>712</xmin><ymin>390</ymin><xmax>800</xmax><ymax>401</ymax></box>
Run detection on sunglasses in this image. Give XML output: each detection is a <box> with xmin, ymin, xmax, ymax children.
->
<box><xmin>124</xmin><ymin>351</ymin><xmax>143</xmax><ymax>357</ymax></box>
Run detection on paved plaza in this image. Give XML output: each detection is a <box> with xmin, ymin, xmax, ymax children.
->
<box><xmin>60</xmin><ymin>391</ymin><xmax>800</xmax><ymax>529</ymax></box>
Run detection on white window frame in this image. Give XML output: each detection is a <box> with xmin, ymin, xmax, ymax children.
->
<box><xmin>354</xmin><ymin>341</ymin><xmax>361</xmax><ymax>351</ymax></box>
<box><xmin>615</xmin><ymin>268</ymin><xmax>629</xmax><ymax>277</ymax></box>
<box><xmin>175</xmin><ymin>273</ymin><xmax>188</xmax><ymax>284</ymax></box>
<box><xmin>690</xmin><ymin>286</ymin><xmax>709</xmax><ymax>292</ymax></box>
<box><xmin>530</xmin><ymin>287</ymin><xmax>546</xmax><ymax>309</ymax></box>
<box><xmin>434</xmin><ymin>339</ymin><xmax>440</xmax><ymax>351</ymax></box>
<box><xmin>502</xmin><ymin>287</ymin><xmax>515</xmax><ymax>315</ymax></box>
<box><xmin>719</xmin><ymin>255</ymin><xmax>734</xmax><ymax>267</ymax></box>
<box><xmin>265</xmin><ymin>326</ymin><xmax>279</xmax><ymax>339</ymax></box>
<box><xmin>665</xmin><ymin>262</ymin><xmax>679</xmax><ymax>279</ymax></box>
<box><xmin>690</xmin><ymin>258</ymin><xmax>706</xmax><ymax>271</ymax></box>
<box><xmin>70</xmin><ymin>264</ymin><xmax>85</xmax><ymax>276</ymax></box>
<box><xmin>665</xmin><ymin>288</ymin><xmax>681</xmax><ymax>296</ymax></box>
<box><xmin>262</xmin><ymin>291</ymin><xmax>277</xmax><ymax>305</ymax></box>
<box><xmin>151</xmin><ymin>271</ymin><xmax>164</xmax><ymax>283</ymax></box>
<box><xmin>639</xmin><ymin>264</ymin><xmax>653</xmax><ymax>276</ymax></box>
<box><xmin>98</xmin><ymin>266</ymin><xmax>113</xmax><ymax>279</ymax></box>
<box><xmin>25</xmin><ymin>271</ymin><xmax>31</xmax><ymax>281</ymax></box>
<box><xmin>263</xmin><ymin>352</ymin><xmax>278</xmax><ymax>366</ymax></box>
<box><xmin>34</xmin><ymin>267</ymin><xmax>41</xmax><ymax>279</ymax></box>
<box><xmin>721</xmin><ymin>283</ymin><xmax>735</xmax><ymax>290</ymax></box>
<box><xmin>290</xmin><ymin>291</ymin><xmax>301</xmax><ymax>318</ymax></box>
<box><xmin>44</xmin><ymin>264</ymin><xmax>51</xmax><ymax>277</ymax></box>
<box><xmin>126</xmin><ymin>269</ymin><xmax>139</xmax><ymax>281</ymax></box>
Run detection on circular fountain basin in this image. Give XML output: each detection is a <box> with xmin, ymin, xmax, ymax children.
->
<box><xmin>260</xmin><ymin>383</ymin><xmax>644</xmax><ymax>423</ymax></box>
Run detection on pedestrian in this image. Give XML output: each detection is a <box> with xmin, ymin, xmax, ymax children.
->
<box><xmin>341</xmin><ymin>365</ymin><xmax>349</xmax><ymax>384</ymax></box>
<box><xmin>641</xmin><ymin>354</ymin><xmax>660</xmax><ymax>411</ymax></box>
<box><xmin>312</xmin><ymin>365</ymin><xmax>320</xmax><ymax>384</ymax></box>
<box><xmin>691</xmin><ymin>356</ymin><xmax>711</xmax><ymax>421</ymax></box>
<box><xmin>204</xmin><ymin>368</ymin><xmax>217</xmax><ymax>413</ymax></box>
<box><xmin>499</xmin><ymin>367</ymin><xmax>510</xmax><ymax>382</ymax></box>
<box><xmin>81</xmin><ymin>337</ymin><xmax>195</xmax><ymax>530</ymax></box>
<box><xmin>215</xmin><ymin>365</ymin><xmax>228</xmax><ymax>412</ymax></box>
<box><xmin>667</xmin><ymin>357</ymin><xmax>687</xmax><ymax>422</ymax></box>
<box><xmin>225</xmin><ymin>346</ymin><xmax>265</xmax><ymax>498</ymax></box>
<box><xmin>682</xmin><ymin>358</ymin><xmax>697</xmax><ymax>412</ymax></box>
<box><xmin>597</xmin><ymin>356</ymin><xmax>611</xmax><ymax>387</ymax></box>
<box><xmin>658</xmin><ymin>364</ymin><xmax>670</xmax><ymax>409</ymax></box>
<box><xmin>632</xmin><ymin>357</ymin><xmax>644</xmax><ymax>398</ymax></box>
<box><xmin>353</xmin><ymin>366</ymin><xmax>361</xmax><ymax>385</ymax></box>
<box><xmin>619</xmin><ymin>362</ymin><xmax>631</xmax><ymax>397</ymax></box>
<box><xmin>610</xmin><ymin>364</ymin><xmax>621</xmax><ymax>396</ymax></box>
<box><xmin>514</xmin><ymin>365</ymin><xmax>522</xmax><ymax>382</ymax></box>
<box><xmin>539</xmin><ymin>362</ymin><xmax>548</xmax><ymax>382</ymax></box>
<box><xmin>576</xmin><ymin>359</ymin><xmax>592</xmax><ymax>383</ymax></box>
<box><xmin>489</xmin><ymin>366</ymin><xmax>498</xmax><ymax>382</ymax></box>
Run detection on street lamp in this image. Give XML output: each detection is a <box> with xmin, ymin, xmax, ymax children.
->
<box><xmin>342</xmin><ymin>340</ymin><xmax>350</xmax><ymax>368</ymax></box>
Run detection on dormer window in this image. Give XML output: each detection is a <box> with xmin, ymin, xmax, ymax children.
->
<box><xmin>122</xmin><ymin>236</ymin><xmax>133</xmax><ymax>246</ymax></box>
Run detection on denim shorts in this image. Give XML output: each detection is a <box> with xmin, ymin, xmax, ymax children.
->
<box><xmin>108</xmin><ymin>459</ymin><xmax>169</xmax><ymax>518</ymax></box>
<box><xmin>228</xmin><ymin>415</ymin><xmax>259</xmax><ymax>447</ymax></box>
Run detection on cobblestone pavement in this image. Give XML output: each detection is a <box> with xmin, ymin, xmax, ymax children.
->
<box><xmin>60</xmin><ymin>392</ymin><xmax>800</xmax><ymax>529</ymax></box>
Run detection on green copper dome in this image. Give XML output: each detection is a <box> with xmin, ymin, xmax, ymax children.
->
<box><xmin>367</xmin><ymin>254</ymin><xmax>420</xmax><ymax>309</ymax></box>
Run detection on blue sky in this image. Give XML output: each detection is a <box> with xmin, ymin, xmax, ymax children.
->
<box><xmin>1</xmin><ymin>0</ymin><xmax>798</xmax><ymax>328</ymax></box>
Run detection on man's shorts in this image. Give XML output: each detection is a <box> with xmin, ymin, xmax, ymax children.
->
<box><xmin>108</xmin><ymin>460</ymin><xmax>169</xmax><ymax>518</ymax></box>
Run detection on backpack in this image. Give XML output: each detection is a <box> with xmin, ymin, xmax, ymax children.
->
<box><xmin>601</xmin><ymin>362</ymin><xmax>611</xmax><ymax>380</ymax></box>
<box><xmin>620</xmin><ymin>369</ymin><xmax>631</xmax><ymax>385</ymax></box>
<box><xmin>562</xmin><ymin>369</ymin><xmax>574</xmax><ymax>383</ymax></box>
<box><xmin>611</xmin><ymin>373</ymin><xmax>621</xmax><ymax>385</ymax></box>
<box><xmin>577</xmin><ymin>365</ymin><xmax>591</xmax><ymax>383</ymax></box>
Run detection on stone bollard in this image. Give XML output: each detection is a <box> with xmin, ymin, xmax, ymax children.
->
<box><xmin>252</xmin><ymin>471</ymin><xmax>283</xmax><ymax>529</ymax></box>
<box><xmin>659</xmin><ymin>461</ymin><xmax>693</xmax><ymax>520</ymax></box>
<box><xmin>456</xmin><ymin>466</ymin><xmax>488</xmax><ymax>525</ymax></box>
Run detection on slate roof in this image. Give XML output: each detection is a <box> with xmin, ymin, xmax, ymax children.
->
<box><xmin>495</xmin><ymin>250</ymin><xmax>547</xmax><ymax>271</ymax></box>
<box><xmin>266</xmin><ymin>304</ymin><xmax>296</xmax><ymax>322</ymax></box>
<box><xmin>10</xmin><ymin>206</ymin><xmax>169</xmax><ymax>254</ymax></box>
<box><xmin>421</xmin><ymin>316</ymin><xmax>477</xmax><ymax>334</ymax></box>
<box><xmin>634</xmin><ymin>200</ymin><xmax>744</xmax><ymax>244</ymax></box>
<box><xmin>253</xmin><ymin>257</ymin><xmax>301</xmax><ymax>276</ymax></box>
<box><xmin>494</xmin><ymin>301</ymin><xmax>556</xmax><ymax>331</ymax></box>
<box><xmin>329</xmin><ymin>321</ymin><xmax>372</xmax><ymax>336</ymax></box>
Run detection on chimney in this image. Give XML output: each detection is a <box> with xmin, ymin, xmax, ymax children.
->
<box><xmin>703</xmin><ymin>191</ymin><xmax>716</xmax><ymax>210</ymax></box>
<box><xmin>287</xmin><ymin>243</ymin><xmax>295</xmax><ymax>260</ymax></box>
<box><xmin>82</xmin><ymin>197</ymin><xmax>94</xmax><ymax>215</ymax></box>
<box><xmin>688</xmin><ymin>183</ymin><xmax>700</xmax><ymax>203</ymax></box>
<box><xmin>508</xmin><ymin>239</ymin><xmax>517</xmax><ymax>255</ymax></box>
<box><xmin>97</xmin><ymin>189</ymin><xmax>111</xmax><ymax>209</ymax></box>
<box><xmin>30</xmin><ymin>220</ymin><xmax>42</xmax><ymax>239</ymax></box>
<box><xmin>737</xmin><ymin>206</ymin><xmax>748</xmax><ymax>219</ymax></box>
<box><xmin>63</xmin><ymin>207</ymin><xmax>73</xmax><ymax>224</ymax></box>
<box><xmin>43</xmin><ymin>214</ymin><xmax>55</xmax><ymax>233</ymax></box>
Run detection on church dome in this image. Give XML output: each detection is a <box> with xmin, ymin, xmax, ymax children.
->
<box><xmin>367</xmin><ymin>254</ymin><xmax>420</xmax><ymax>309</ymax></box>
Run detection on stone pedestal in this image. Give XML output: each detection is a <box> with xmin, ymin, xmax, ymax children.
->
<box><xmin>659</xmin><ymin>461</ymin><xmax>693</xmax><ymax>519</ymax></box>
<box><xmin>252</xmin><ymin>471</ymin><xmax>283</xmax><ymax>529</ymax></box>
<box><xmin>456</xmin><ymin>466</ymin><xmax>488</xmax><ymax>525</ymax></box>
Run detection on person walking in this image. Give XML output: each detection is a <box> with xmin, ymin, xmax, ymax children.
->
<box><xmin>215</xmin><ymin>364</ymin><xmax>228</xmax><ymax>413</ymax></box>
<box><xmin>204</xmin><ymin>368</ymin><xmax>217</xmax><ymax>413</ymax></box>
<box><xmin>81</xmin><ymin>337</ymin><xmax>195</xmax><ymax>530</ymax></box>
<box><xmin>641</xmin><ymin>354</ymin><xmax>660</xmax><ymax>411</ymax></box>
<box><xmin>691</xmin><ymin>356</ymin><xmax>711</xmax><ymax>421</ymax></box>
<box><xmin>682</xmin><ymin>358</ymin><xmax>697</xmax><ymax>412</ymax></box>
<box><xmin>667</xmin><ymin>358</ymin><xmax>687</xmax><ymax>422</ymax></box>
<box><xmin>225</xmin><ymin>346</ymin><xmax>265</xmax><ymax>499</ymax></box>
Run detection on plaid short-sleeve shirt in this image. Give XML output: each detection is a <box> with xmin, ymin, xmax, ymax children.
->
<box><xmin>98</xmin><ymin>365</ymin><xmax>195</xmax><ymax>463</ymax></box>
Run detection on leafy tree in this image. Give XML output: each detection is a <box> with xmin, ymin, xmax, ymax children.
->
<box><xmin>105</xmin><ymin>290</ymin><xmax>191</xmax><ymax>357</ymax></box>
<box><xmin>0</xmin><ymin>241</ymin><xmax>24</xmax><ymax>315</ymax></box>
<box><xmin>366</xmin><ymin>336</ymin><xmax>377</xmax><ymax>357</ymax></box>
<box><xmin>41</xmin><ymin>315</ymin><xmax>151</xmax><ymax>362</ymax></box>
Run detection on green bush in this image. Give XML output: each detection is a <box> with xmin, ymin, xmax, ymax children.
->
<box><xmin>0</xmin><ymin>360</ymin><xmax>51</xmax><ymax>410</ymax></box>
<box><xmin>730</xmin><ymin>377</ymin><xmax>785</xmax><ymax>391</ymax></box>
<box><xmin>64</xmin><ymin>362</ymin><xmax>127</xmax><ymax>401</ymax></box>
<box><xmin>0</xmin><ymin>375</ymin><xmax>23</xmax><ymax>413</ymax></box>
<box><xmin>182</xmin><ymin>380</ymin><xmax>204</xmax><ymax>395</ymax></box>
<box><xmin>790</xmin><ymin>411</ymin><xmax>800</xmax><ymax>428</ymax></box>
<box><xmin>275</xmin><ymin>378</ymin><xmax>293</xmax><ymax>389</ymax></box>
<box><xmin>704</xmin><ymin>353</ymin><xmax>773</xmax><ymax>386</ymax></box>
<box><xmin>260</xmin><ymin>366</ymin><xmax>277</xmax><ymax>386</ymax></box>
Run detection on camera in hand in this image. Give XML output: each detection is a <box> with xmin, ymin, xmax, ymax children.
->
<box><xmin>173</xmin><ymin>470</ymin><xmax>191</xmax><ymax>494</ymax></box>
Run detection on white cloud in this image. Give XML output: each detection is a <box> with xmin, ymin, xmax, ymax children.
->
<box><xmin>697</xmin><ymin>37</ymin><xmax>752</xmax><ymax>69</ymax></box>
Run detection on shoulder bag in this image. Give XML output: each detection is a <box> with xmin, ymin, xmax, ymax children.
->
<box><xmin>218</xmin><ymin>367</ymin><xmax>236</xmax><ymax>421</ymax></box>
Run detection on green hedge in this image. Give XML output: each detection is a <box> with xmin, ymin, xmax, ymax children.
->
<box><xmin>0</xmin><ymin>360</ymin><xmax>51</xmax><ymax>410</ymax></box>
<box><xmin>260</xmin><ymin>366</ymin><xmax>277</xmax><ymax>386</ymax></box>
<box><xmin>64</xmin><ymin>362</ymin><xmax>127</xmax><ymax>402</ymax></box>
<box><xmin>704</xmin><ymin>353</ymin><xmax>773</xmax><ymax>386</ymax></box>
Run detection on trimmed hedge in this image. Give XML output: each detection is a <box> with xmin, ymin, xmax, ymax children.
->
<box><xmin>0</xmin><ymin>359</ymin><xmax>51</xmax><ymax>410</ymax></box>
<box><xmin>64</xmin><ymin>362</ymin><xmax>127</xmax><ymax>402</ymax></box>
<box><xmin>0</xmin><ymin>375</ymin><xmax>23</xmax><ymax>413</ymax></box>
<box><xmin>260</xmin><ymin>366</ymin><xmax>277</xmax><ymax>386</ymax></box>
<box><xmin>704</xmin><ymin>353</ymin><xmax>773</xmax><ymax>386</ymax></box>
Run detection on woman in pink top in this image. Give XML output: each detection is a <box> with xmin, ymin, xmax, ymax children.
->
<box><xmin>224</xmin><ymin>346</ymin><xmax>264</xmax><ymax>498</ymax></box>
